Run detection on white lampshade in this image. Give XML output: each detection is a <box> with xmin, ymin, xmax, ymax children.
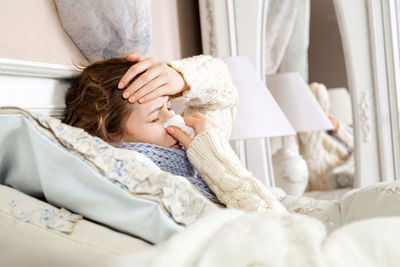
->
<box><xmin>266</xmin><ymin>72</ymin><xmax>333</xmax><ymax>133</ymax></box>
<box><xmin>223</xmin><ymin>57</ymin><xmax>295</xmax><ymax>140</ymax></box>
<box><xmin>328</xmin><ymin>87</ymin><xmax>353</xmax><ymax>125</ymax></box>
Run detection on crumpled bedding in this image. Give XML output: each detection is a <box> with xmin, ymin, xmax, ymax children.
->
<box><xmin>0</xmin><ymin>107</ymin><xmax>215</xmax><ymax>244</ymax></box>
<box><xmin>118</xmin><ymin>181</ymin><xmax>400</xmax><ymax>267</ymax></box>
<box><xmin>2</xmin><ymin>107</ymin><xmax>400</xmax><ymax>266</ymax></box>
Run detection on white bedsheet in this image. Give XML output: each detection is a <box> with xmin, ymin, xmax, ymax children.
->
<box><xmin>119</xmin><ymin>181</ymin><xmax>400</xmax><ymax>267</ymax></box>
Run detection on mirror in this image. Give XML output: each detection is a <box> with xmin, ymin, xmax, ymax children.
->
<box><xmin>298</xmin><ymin>0</ymin><xmax>355</xmax><ymax>198</ymax></box>
<box><xmin>198</xmin><ymin>0</ymin><xmax>400</xmax><ymax>199</ymax></box>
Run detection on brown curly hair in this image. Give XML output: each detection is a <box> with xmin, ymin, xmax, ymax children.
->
<box><xmin>62</xmin><ymin>57</ymin><xmax>141</xmax><ymax>142</ymax></box>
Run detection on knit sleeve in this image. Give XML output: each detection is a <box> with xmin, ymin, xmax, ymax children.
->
<box><xmin>187</xmin><ymin>128</ymin><xmax>288</xmax><ymax>214</ymax></box>
<box><xmin>168</xmin><ymin>55</ymin><xmax>238</xmax><ymax>139</ymax></box>
<box><xmin>333</xmin><ymin>123</ymin><xmax>354</xmax><ymax>151</ymax></box>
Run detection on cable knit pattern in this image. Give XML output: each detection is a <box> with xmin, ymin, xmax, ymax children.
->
<box><xmin>299</xmin><ymin>83</ymin><xmax>352</xmax><ymax>191</ymax></box>
<box><xmin>168</xmin><ymin>55</ymin><xmax>238</xmax><ymax>139</ymax></box>
<box><xmin>187</xmin><ymin>128</ymin><xmax>287</xmax><ymax>213</ymax></box>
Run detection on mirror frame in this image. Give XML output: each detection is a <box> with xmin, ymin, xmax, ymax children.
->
<box><xmin>334</xmin><ymin>0</ymin><xmax>400</xmax><ymax>186</ymax></box>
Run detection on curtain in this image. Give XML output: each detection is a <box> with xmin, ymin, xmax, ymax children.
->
<box><xmin>265</xmin><ymin>0</ymin><xmax>310</xmax><ymax>81</ymax></box>
<box><xmin>55</xmin><ymin>0</ymin><xmax>151</xmax><ymax>62</ymax></box>
<box><xmin>266</xmin><ymin>0</ymin><xmax>312</xmax><ymax>170</ymax></box>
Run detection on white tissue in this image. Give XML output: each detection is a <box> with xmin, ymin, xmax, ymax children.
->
<box><xmin>164</xmin><ymin>114</ymin><xmax>195</xmax><ymax>138</ymax></box>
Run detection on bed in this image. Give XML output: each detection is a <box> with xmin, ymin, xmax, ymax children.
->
<box><xmin>2</xmin><ymin>1</ymin><xmax>400</xmax><ymax>266</ymax></box>
<box><xmin>2</xmin><ymin>52</ymin><xmax>400</xmax><ymax>267</ymax></box>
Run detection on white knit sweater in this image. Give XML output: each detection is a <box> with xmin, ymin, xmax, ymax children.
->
<box><xmin>299</xmin><ymin>83</ymin><xmax>353</xmax><ymax>191</ymax></box>
<box><xmin>169</xmin><ymin>55</ymin><xmax>287</xmax><ymax>213</ymax></box>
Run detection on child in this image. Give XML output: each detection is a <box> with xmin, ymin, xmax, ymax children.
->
<box><xmin>63</xmin><ymin>53</ymin><xmax>286</xmax><ymax>213</ymax></box>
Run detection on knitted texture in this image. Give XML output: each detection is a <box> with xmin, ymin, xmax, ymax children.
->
<box><xmin>299</xmin><ymin>83</ymin><xmax>352</xmax><ymax>191</ymax></box>
<box><xmin>168</xmin><ymin>55</ymin><xmax>238</xmax><ymax>139</ymax></box>
<box><xmin>187</xmin><ymin>128</ymin><xmax>287</xmax><ymax>213</ymax></box>
<box><xmin>118</xmin><ymin>142</ymin><xmax>221</xmax><ymax>204</ymax></box>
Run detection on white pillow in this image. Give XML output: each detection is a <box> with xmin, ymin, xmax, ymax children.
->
<box><xmin>0</xmin><ymin>185</ymin><xmax>151</xmax><ymax>266</ymax></box>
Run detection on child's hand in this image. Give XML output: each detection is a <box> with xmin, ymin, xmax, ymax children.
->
<box><xmin>118</xmin><ymin>52</ymin><xmax>188</xmax><ymax>103</ymax></box>
<box><xmin>166</xmin><ymin>113</ymin><xmax>217</xmax><ymax>149</ymax></box>
<box><xmin>328</xmin><ymin>114</ymin><xmax>339</xmax><ymax>134</ymax></box>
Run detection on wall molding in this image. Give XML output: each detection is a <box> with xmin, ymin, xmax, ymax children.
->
<box><xmin>0</xmin><ymin>58</ymin><xmax>79</xmax><ymax>79</ymax></box>
<box><xmin>0</xmin><ymin>58</ymin><xmax>76</xmax><ymax>117</ymax></box>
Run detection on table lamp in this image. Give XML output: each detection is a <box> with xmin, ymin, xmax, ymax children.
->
<box><xmin>266</xmin><ymin>72</ymin><xmax>333</xmax><ymax>196</ymax></box>
<box><xmin>222</xmin><ymin>57</ymin><xmax>296</xmax><ymax>185</ymax></box>
<box><xmin>224</xmin><ymin>57</ymin><xmax>295</xmax><ymax>140</ymax></box>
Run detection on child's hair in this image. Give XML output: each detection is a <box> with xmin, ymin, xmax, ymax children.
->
<box><xmin>63</xmin><ymin>57</ymin><xmax>140</xmax><ymax>142</ymax></box>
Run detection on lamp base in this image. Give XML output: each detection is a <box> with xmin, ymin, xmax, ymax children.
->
<box><xmin>272</xmin><ymin>148</ymin><xmax>309</xmax><ymax>196</ymax></box>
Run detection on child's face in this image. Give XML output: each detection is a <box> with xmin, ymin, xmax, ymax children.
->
<box><xmin>123</xmin><ymin>96</ymin><xmax>178</xmax><ymax>148</ymax></box>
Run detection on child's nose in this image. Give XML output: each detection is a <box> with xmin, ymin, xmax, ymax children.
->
<box><xmin>159</xmin><ymin>106</ymin><xmax>174</xmax><ymax>122</ymax></box>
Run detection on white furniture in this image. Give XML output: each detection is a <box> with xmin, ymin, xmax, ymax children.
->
<box><xmin>0</xmin><ymin>58</ymin><xmax>78</xmax><ymax>117</ymax></box>
<box><xmin>334</xmin><ymin>0</ymin><xmax>400</xmax><ymax>186</ymax></box>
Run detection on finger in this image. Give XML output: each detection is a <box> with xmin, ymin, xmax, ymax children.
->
<box><xmin>119</xmin><ymin>57</ymin><xmax>156</xmax><ymax>91</ymax></box>
<box><xmin>182</xmin><ymin>116</ymin><xmax>201</xmax><ymax>128</ymax></box>
<box><xmin>192</xmin><ymin>112</ymin><xmax>205</xmax><ymax>119</ymax></box>
<box><xmin>166</xmin><ymin>127</ymin><xmax>192</xmax><ymax>148</ymax></box>
<box><xmin>190</xmin><ymin>113</ymin><xmax>215</xmax><ymax>126</ymax></box>
<box><xmin>118</xmin><ymin>52</ymin><xmax>145</xmax><ymax>89</ymax></box>
<box><xmin>127</xmin><ymin>63</ymin><xmax>165</xmax><ymax>97</ymax></box>
<box><xmin>126</xmin><ymin>52</ymin><xmax>145</xmax><ymax>62</ymax></box>
<box><xmin>183</xmin><ymin>114</ymin><xmax>217</xmax><ymax>134</ymax></box>
<box><xmin>120</xmin><ymin>57</ymin><xmax>156</xmax><ymax>91</ymax></box>
<box><xmin>130</xmin><ymin>78</ymin><xmax>167</xmax><ymax>103</ymax></box>
<box><xmin>138</xmin><ymin>84</ymin><xmax>169</xmax><ymax>104</ymax></box>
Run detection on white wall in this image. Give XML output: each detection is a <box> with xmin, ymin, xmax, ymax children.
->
<box><xmin>0</xmin><ymin>0</ymin><xmax>86</xmax><ymax>65</ymax></box>
<box><xmin>0</xmin><ymin>0</ymin><xmax>202</xmax><ymax>65</ymax></box>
